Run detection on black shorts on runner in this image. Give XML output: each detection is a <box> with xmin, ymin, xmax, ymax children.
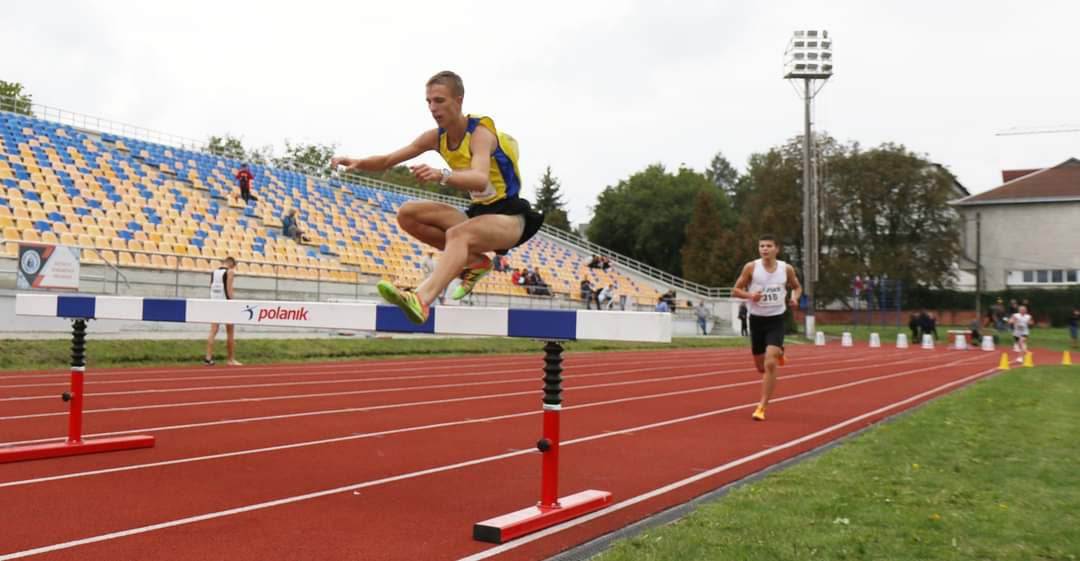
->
<box><xmin>465</xmin><ymin>197</ymin><xmax>545</xmax><ymax>254</ymax></box>
<box><xmin>749</xmin><ymin>314</ymin><xmax>786</xmax><ymax>356</ymax></box>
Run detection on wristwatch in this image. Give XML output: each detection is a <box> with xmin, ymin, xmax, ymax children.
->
<box><xmin>439</xmin><ymin>168</ymin><xmax>452</xmax><ymax>186</ymax></box>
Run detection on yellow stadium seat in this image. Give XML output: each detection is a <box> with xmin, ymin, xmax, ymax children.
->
<box><xmin>77</xmin><ymin>234</ymin><xmax>93</xmax><ymax>247</ymax></box>
<box><xmin>134</xmin><ymin>253</ymin><xmax>151</xmax><ymax>268</ymax></box>
<box><xmin>164</xmin><ymin>255</ymin><xmax>178</xmax><ymax>269</ymax></box>
<box><xmin>22</xmin><ymin>229</ymin><xmax>41</xmax><ymax>242</ymax></box>
<box><xmin>180</xmin><ymin>257</ymin><xmax>197</xmax><ymax>271</ymax></box>
<box><xmin>118</xmin><ymin>252</ymin><xmax>134</xmax><ymax>267</ymax></box>
<box><xmin>59</xmin><ymin>233</ymin><xmax>77</xmax><ymax>246</ymax></box>
<box><xmin>110</xmin><ymin>238</ymin><xmax>126</xmax><ymax>250</ymax></box>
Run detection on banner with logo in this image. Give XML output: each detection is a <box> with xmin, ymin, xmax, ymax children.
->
<box><xmin>16</xmin><ymin>244</ymin><xmax>80</xmax><ymax>291</ymax></box>
<box><xmin>185</xmin><ymin>298</ymin><xmax>377</xmax><ymax>330</ymax></box>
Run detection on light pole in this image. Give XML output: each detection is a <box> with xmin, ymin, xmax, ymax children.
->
<box><xmin>784</xmin><ymin>30</ymin><xmax>833</xmax><ymax>338</ymax></box>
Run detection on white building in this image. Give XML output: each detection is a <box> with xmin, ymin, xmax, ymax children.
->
<box><xmin>952</xmin><ymin>158</ymin><xmax>1080</xmax><ymax>291</ymax></box>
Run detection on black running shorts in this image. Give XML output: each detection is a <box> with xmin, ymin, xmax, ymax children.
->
<box><xmin>749</xmin><ymin>313</ymin><xmax>786</xmax><ymax>356</ymax></box>
<box><xmin>465</xmin><ymin>197</ymin><xmax>545</xmax><ymax>253</ymax></box>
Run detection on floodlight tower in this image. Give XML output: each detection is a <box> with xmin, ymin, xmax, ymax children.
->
<box><xmin>784</xmin><ymin>30</ymin><xmax>833</xmax><ymax>339</ymax></box>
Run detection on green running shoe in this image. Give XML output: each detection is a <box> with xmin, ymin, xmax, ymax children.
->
<box><xmin>376</xmin><ymin>280</ymin><xmax>429</xmax><ymax>324</ymax></box>
<box><xmin>451</xmin><ymin>256</ymin><xmax>493</xmax><ymax>300</ymax></box>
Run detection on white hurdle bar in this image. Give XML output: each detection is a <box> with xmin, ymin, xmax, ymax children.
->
<box><xmin>13</xmin><ymin>292</ymin><xmax>671</xmax><ymax>541</ymax></box>
<box><xmin>15</xmin><ymin>294</ymin><xmax>672</xmax><ymax>342</ymax></box>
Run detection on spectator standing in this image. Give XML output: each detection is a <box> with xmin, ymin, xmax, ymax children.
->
<box><xmin>694</xmin><ymin>300</ymin><xmax>710</xmax><ymax>335</ymax></box>
<box><xmin>738</xmin><ymin>302</ymin><xmax>749</xmax><ymax>336</ymax></box>
<box><xmin>235</xmin><ymin>164</ymin><xmax>256</xmax><ymax>204</ymax></box>
<box><xmin>992</xmin><ymin>298</ymin><xmax>1006</xmax><ymax>330</ymax></box>
<box><xmin>908</xmin><ymin>313</ymin><xmax>921</xmax><ymax>342</ymax></box>
<box><xmin>205</xmin><ymin>257</ymin><xmax>240</xmax><ymax>366</ymax></box>
<box><xmin>580</xmin><ymin>278</ymin><xmax>594</xmax><ymax>309</ymax></box>
<box><xmin>918</xmin><ymin>310</ymin><xmax>936</xmax><ymax>341</ymax></box>
<box><xmin>1067</xmin><ymin>307</ymin><xmax>1079</xmax><ymax>349</ymax></box>
<box><xmin>655</xmin><ymin>298</ymin><xmax>670</xmax><ymax>313</ymax></box>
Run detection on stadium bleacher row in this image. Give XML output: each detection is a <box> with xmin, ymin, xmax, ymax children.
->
<box><xmin>0</xmin><ymin>110</ymin><xmax>661</xmax><ymax>305</ymax></box>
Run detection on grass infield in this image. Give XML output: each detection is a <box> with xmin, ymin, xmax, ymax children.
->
<box><xmin>595</xmin><ymin>365</ymin><xmax>1079</xmax><ymax>561</ymax></box>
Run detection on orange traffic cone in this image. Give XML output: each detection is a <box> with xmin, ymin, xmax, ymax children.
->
<box><xmin>998</xmin><ymin>352</ymin><xmax>1010</xmax><ymax>370</ymax></box>
<box><xmin>1023</xmin><ymin>352</ymin><xmax>1034</xmax><ymax>368</ymax></box>
<box><xmin>1063</xmin><ymin>351</ymin><xmax>1073</xmax><ymax>366</ymax></box>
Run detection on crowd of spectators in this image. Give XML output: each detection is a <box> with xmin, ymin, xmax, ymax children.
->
<box><xmin>511</xmin><ymin>267</ymin><xmax>551</xmax><ymax>296</ymax></box>
<box><xmin>587</xmin><ymin>255</ymin><xmax>611</xmax><ymax>271</ymax></box>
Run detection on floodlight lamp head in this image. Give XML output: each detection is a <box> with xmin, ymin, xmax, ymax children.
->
<box><xmin>784</xmin><ymin>30</ymin><xmax>833</xmax><ymax>80</ymax></box>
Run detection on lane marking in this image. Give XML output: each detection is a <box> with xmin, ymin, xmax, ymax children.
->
<box><xmin>0</xmin><ymin>357</ymin><xmax>991</xmax><ymax>560</ymax></box>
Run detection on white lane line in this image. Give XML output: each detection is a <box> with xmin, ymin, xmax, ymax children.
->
<box><xmin>0</xmin><ymin>356</ymin><xmax>991</xmax><ymax>561</ymax></box>
<box><xmin>0</xmin><ymin>354</ymin><xmax>758</xmax><ymax>400</ymax></box>
<box><xmin>0</xmin><ymin>352</ymin><xmax>725</xmax><ymax>390</ymax></box>
<box><xmin>456</xmin><ymin>365</ymin><xmax>1000</xmax><ymax>561</ymax></box>
<box><xmin>0</xmin><ymin>349</ymin><xmax>729</xmax><ymax>382</ymax></box>
<box><xmin>0</xmin><ymin>352</ymin><xmax>930</xmax><ymax>446</ymax></box>
<box><xmin>0</xmin><ymin>359</ymin><xmax>735</xmax><ymax>420</ymax></box>
<box><xmin>0</xmin><ymin>354</ymin><xmax>942</xmax><ymax>489</ymax></box>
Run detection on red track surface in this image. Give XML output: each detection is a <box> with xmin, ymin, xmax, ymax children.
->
<box><xmin>0</xmin><ymin>344</ymin><xmax>1020</xmax><ymax>561</ymax></box>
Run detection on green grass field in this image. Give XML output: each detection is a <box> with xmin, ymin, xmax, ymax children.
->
<box><xmin>0</xmin><ymin>336</ymin><xmax>745</xmax><ymax>371</ymax></box>
<box><xmin>595</xmin><ymin>365</ymin><xmax>1080</xmax><ymax>561</ymax></box>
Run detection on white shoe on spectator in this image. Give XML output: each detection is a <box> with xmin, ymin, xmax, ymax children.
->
<box><xmin>227</xmin><ymin>359</ymin><xmax>243</xmax><ymax>366</ymax></box>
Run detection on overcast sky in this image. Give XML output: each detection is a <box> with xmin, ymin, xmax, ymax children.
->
<box><xmin>4</xmin><ymin>1</ymin><xmax>1078</xmax><ymax>223</ymax></box>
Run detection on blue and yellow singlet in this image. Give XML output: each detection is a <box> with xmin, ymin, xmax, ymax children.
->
<box><xmin>438</xmin><ymin>115</ymin><xmax>521</xmax><ymax>205</ymax></box>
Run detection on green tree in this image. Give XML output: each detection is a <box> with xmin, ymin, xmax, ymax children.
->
<box><xmin>681</xmin><ymin>185</ymin><xmax>746</xmax><ymax>285</ymax></box>
<box><xmin>0</xmin><ymin>80</ymin><xmax>33</xmax><ymax>116</ymax></box>
<box><xmin>817</xmin><ymin>143</ymin><xmax>962</xmax><ymax>303</ymax></box>
<box><xmin>533</xmin><ymin>166</ymin><xmax>571</xmax><ymax>231</ymax></box>
<box><xmin>588</xmin><ymin>164</ymin><xmax>713</xmax><ymax>275</ymax></box>
<box><xmin>706</xmin><ymin>151</ymin><xmax>739</xmax><ymax>196</ymax></box>
<box><xmin>274</xmin><ymin>140</ymin><xmax>337</xmax><ymax>170</ymax></box>
<box><xmin>207</xmin><ymin>135</ymin><xmax>249</xmax><ymax>161</ymax></box>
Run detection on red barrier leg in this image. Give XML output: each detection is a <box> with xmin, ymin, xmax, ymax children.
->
<box><xmin>472</xmin><ymin>341</ymin><xmax>612</xmax><ymax>544</ymax></box>
<box><xmin>0</xmin><ymin>319</ymin><xmax>155</xmax><ymax>464</ymax></box>
<box><xmin>67</xmin><ymin>367</ymin><xmax>84</xmax><ymax>443</ymax></box>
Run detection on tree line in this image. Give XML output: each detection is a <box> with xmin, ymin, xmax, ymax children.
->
<box><xmin>588</xmin><ymin>137</ymin><xmax>963</xmax><ymax>306</ymax></box>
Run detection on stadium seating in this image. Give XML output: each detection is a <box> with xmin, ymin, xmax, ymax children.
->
<box><xmin>0</xmin><ymin>111</ymin><xmax>660</xmax><ymax>306</ymax></box>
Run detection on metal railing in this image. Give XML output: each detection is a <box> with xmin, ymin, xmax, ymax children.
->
<box><xmin>3</xmin><ymin>241</ymin><xmax>667</xmax><ymax>309</ymax></box>
<box><xmin>1</xmin><ymin>94</ymin><xmax>730</xmax><ymax>298</ymax></box>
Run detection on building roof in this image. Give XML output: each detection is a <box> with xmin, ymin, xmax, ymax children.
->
<box><xmin>954</xmin><ymin>157</ymin><xmax>1080</xmax><ymax>206</ymax></box>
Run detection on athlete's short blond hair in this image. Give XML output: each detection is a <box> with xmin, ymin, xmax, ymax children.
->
<box><xmin>426</xmin><ymin>71</ymin><xmax>464</xmax><ymax>98</ymax></box>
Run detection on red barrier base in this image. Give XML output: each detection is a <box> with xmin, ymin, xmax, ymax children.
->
<box><xmin>472</xmin><ymin>489</ymin><xmax>612</xmax><ymax>544</ymax></box>
<box><xmin>0</xmin><ymin>435</ymin><xmax>155</xmax><ymax>464</ymax></box>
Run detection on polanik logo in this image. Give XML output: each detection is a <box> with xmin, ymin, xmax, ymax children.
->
<box><xmin>251</xmin><ymin>306</ymin><xmax>310</xmax><ymax>322</ymax></box>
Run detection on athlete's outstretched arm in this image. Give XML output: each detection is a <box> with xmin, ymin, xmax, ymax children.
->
<box><xmin>330</xmin><ymin>129</ymin><xmax>439</xmax><ymax>172</ymax></box>
<box><xmin>408</xmin><ymin>126</ymin><xmax>496</xmax><ymax>193</ymax></box>
<box><xmin>786</xmin><ymin>265</ymin><xmax>803</xmax><ymax>308</ymax></box>
<box><xmin>732</xmin><ymin>262</ymin><xmax>760</xmax><ymax>301</ymax></box>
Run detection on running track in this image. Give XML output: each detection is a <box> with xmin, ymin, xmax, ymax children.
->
<box><xmin>0</xmin><ymin>344</ymin><xmax>1010</xmax><ymax>560</ymax></box>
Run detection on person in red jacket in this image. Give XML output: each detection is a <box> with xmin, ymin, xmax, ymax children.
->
<box><xmin>235</xmin><ymin>163</ymin><xmax>256</xmax><ymax>204</ymax></box>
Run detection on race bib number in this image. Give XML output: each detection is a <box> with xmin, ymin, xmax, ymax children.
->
<box><xmin>759</xmin><ymin>284</ymin><xmax>786</xmax><ymax>307</ymax></box>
